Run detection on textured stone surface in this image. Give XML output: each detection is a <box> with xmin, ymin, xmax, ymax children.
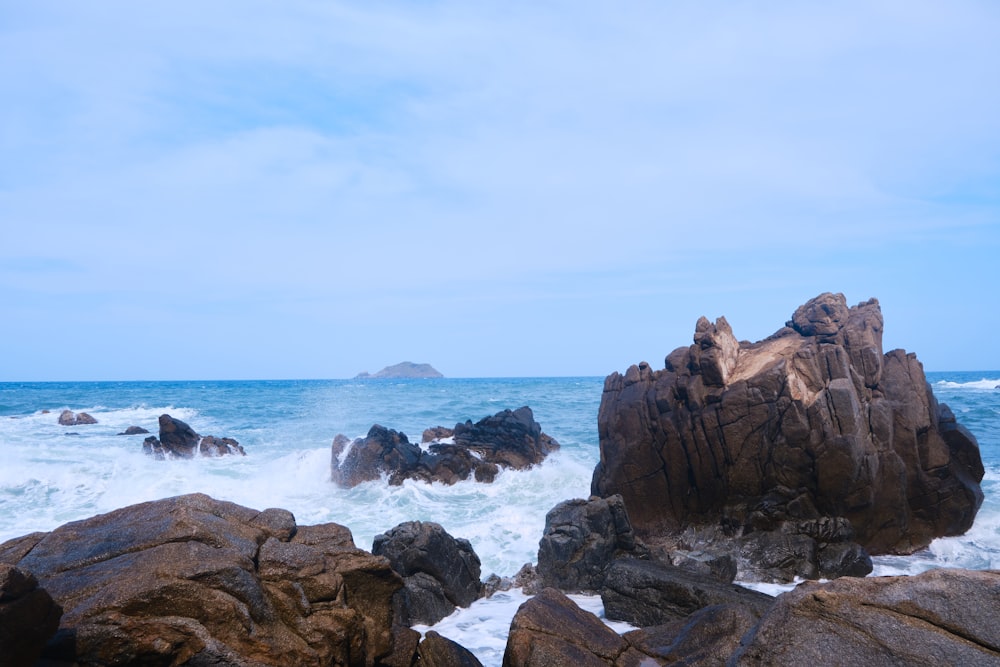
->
<box><xmin>58</xmin><ymin>410</ymin><xmax>97</xmax><ymax>426</ymax></box>
<box><xmin>0</xmin><ymin>564</ymin><xmax>62</xmax><ymax>667</ymax></box>
<box><xmin>372</xmin><ymin>520</ymin><xmax>482</xmax><ymax>625</ymax></box>
<box><xmin>731</xmin><ymin>568</ymin><xmax>1000</xmax><ymax>666</ymax></box>
<box><xmin>142</xmin><ymin>413</ymin><xmax>245</xmax><ymax>459</ymax></box>
<box><xmin>600</xmin><ymin>558</ymin><xmax>773</xmax><ymax>627</ymax></box>
<box><xmin>331</xmin><ymin>407</ymin><xmax>558</xmax><ymax>487</ymax></box>
<box><xmin>592</xmin><ymin>293</ymin><xmax>984</xmax><ymax>577</ymax></box>
<box><xmin>0</xmin><ymin>493</ymin><xmax>402</xmax><ymax>666</ymax></box>
<box><xmin>537</xmin><ymin>495</ymin><xmax>641</xmax><ymax>592</ymax></box>
<box><xmin>417</xmin><ymin>630</ymin><xmax>485</xmax><ymax>667</ymax></box>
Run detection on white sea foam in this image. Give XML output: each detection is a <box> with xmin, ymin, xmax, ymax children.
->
<box><xmin>934</xmin><ymin>378</ymin><xmax>1000</xmax><ymax>390</ymax></box>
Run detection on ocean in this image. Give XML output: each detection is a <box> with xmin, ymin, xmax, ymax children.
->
<box><xmin>1</xmin><ymin>372</ymin><xmax>998</xmax><ymax>664</ymax></box>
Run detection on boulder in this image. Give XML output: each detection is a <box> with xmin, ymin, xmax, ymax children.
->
<box><xmin>502</xmin><ymin>588</ymin><xmax>635</xmax><ymax>667</ymax></box>
<box><xmin>623</xmin><ymin>603</ymin><xmax>760</xmax><ymax>666</ymax></box>
<box><xmin>58</xmin><ymin>410</ymin><xmax>97</xmax><ymax>426</ymax></box>
<box><xmin>0</xmin><ymin>493</ymin><xmax>404</xmax><ymax>666</ymax></box>
<box><xmin>600</xmin><ymin>558</ymin><xmax>773</xmax><ymax>627</ymax></box>
<box><xmin>142</xmin><ymin>414</ymin><xmax>245</xmax><ymax>459</ymax></box>
<box><xmin>731</xmin><ymin>568</ymin><xmax>1000</xmax><ymax>665</ymax></box>
<box><xmin>536</xmin><ymin>495</ymin><xmax>643</xmax><ymax>592</ymax></box>
<box><xmin>372</xmin><ymin>521</ymin><xmax>483</xmax><ymax>625</ymax></box>
<box><xmin>117</xmin><ymin>425</ymin><xmax>149</xmax><ymax>435</ymax></box>
<box><xmin>592</xmin><ymin>293</ymin><xmax>984</xmax><ymax>580</ymax></box>
<box><xmin>417</xmin><ymin>630</ymin><xmax>485</xmax><ymax>667</ymax></box>
<box><xmin>0</xmin><ymin>564</ymin><xmax>62</xmax><ymax>667</ymax></box>
<box><xmin>331</xmin><ymin>407</ymin><xmax>558</xmax><ymax>487</ymax></box>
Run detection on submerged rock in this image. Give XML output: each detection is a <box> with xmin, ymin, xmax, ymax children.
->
<box><xmin>142</xmin><ymin>413</ymin><xmax>245</xmax><ymax>459</ymax></box>
<box><xmin>592</xmin><ymin>293</ymin><xmax>984</xmax><ymax>580</ymax></box>
<box><xmin>57</xmin><ymin>410</ymin><xmax>97</xmax><ymax>426</ymax></box>
<box><xmin>0</xmin><ymin>493</ymin><xmax>403</xmax><ymax>666</ymax></box>
<box><xmin>331</xmin><ymin>407</ymin><xmax>558</xmax><ymax>487</ymax></box>
<box><xmin>116</xmin><ymin>425</ymin><xmax>149</xmax><ymax>435</ymax></box>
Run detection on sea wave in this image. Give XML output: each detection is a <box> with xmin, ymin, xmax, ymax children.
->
<box><xmin>934</xmin><ymin>378</ymin><xmax>1000</xmax><ymax>390</ymax></box>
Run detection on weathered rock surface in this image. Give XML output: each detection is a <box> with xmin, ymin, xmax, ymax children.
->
<box><xmin>593</xmin><ymin>293</ymin><xmax>984</xmax><ymax>580</ymax></box>
<box><xmin>0</xmin><ymin>564</ymin><xmax>63</xmax><ymax>667</ymax></box>
<box><xmin>0</xmin><ymin>493</ymin><xmax>404</xmax><ymax>666</ymax></box>
<box><xmin>58</xmin><ymin>410</ymin><xmax>97</xmax><ymax>426</ymax></box>
<box><xmin>372</xmin><ymin>521</ymin><xmax>483</xmax><ymax>625</ymax></box>
<box><xmin>417</xmin><ymin>630</ymin><xmax>485</xmax><ymax>667</ymax></box>
<box><xmin>623</xmin><ymin>603</ymin><xmax>760</xmax><ymax>666</ymax></box>
<box><xmin>142</xmin><ymin>413</ymin><xmax>246</xmax><ymax>458</ymax></box>
<box><xmin>502</xmin><ymin>588</ymin><xmax>635</xmax><ymax>667</ymax></box>
<box><xmin>601</xmin><ymin>558</ymin><xmax>773</xmax><ymax>627</ymax></box>
<box><xmin>537</xmin><ymin>495</ymin><xmax>642</xmax><ymax>593</ymax></box>
<box><xmin>731</xmin><ymin>568</ymin><xmax>1000</xmax><ymax>665</ymax></box>
<box><xmin>331</xmin><ymin>407</ymin><xmax>558</xmax><ymax>487</ymax></box>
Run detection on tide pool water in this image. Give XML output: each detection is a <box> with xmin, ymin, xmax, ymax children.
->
<box><xmin>1</xmin><ymin>372</ymin><xmax>997</xmax><ymax>665</ymax></box>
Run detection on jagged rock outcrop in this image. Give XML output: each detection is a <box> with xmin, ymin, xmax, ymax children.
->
<box><xmin>731</xmin><ymin>568</ymin><xmax>1000</xmax><ymax>665</ymax></box>
<box><xmin>536</xmin><ymin>495</ymin><xmax>642</xmax><ymax>592</ymax></box>
<box><xmin>58</xmin><ymin>410</ymin><xmax>97</xmax><ymax>426</ymax></box>
<box><xmin>142</xmin><ymin>413</ymin><xmax>245</xmax><ymax>459</ymax></box>
<box><xmin>0</xmin><ymin>493</ymin><xmax>404</xmax><ymax>666</ymax></box>
<box><xmin>372</xmin><ymin>521</ymin><xmax>483</xmax><ymax>626</ymax></box>
<box><xmin>0</xmin><ymin>564</ymin><xmax>62</xmax><ymax>667</ymax></box>
<box><xmin>592</xmin><ymin>293</ymin><xmax>984</xmax><ymax>580</ymax></box>
<box><xmin>331</xmin><ymin>407</ymin><xmax>558</xmax><ymax>487</ymax></box>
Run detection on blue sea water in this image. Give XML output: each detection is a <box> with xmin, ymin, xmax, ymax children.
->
<box><xmin>0</xmin><ymin>372</ymin><xmax>998</xmax><ymax>664</ymax></box>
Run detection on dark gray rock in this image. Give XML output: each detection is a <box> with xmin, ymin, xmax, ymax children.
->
<box><xmin>537</xmin><ymin>495</ymin><xmax>642</xmax><ymax>592</ymax></box>
<box><xmin>117</xmin><ymin>425</ymin><xmax>149</xmax><ymax>435</ymax></box>
<box><xmin>417</xmin><ymin>630</ymin><xmax>484</xmax><ymax>667</ymax></box>
<box><xmin>142</xmin><ymin>414</ymin><xmax>245</xmax><ymax>459</ymax></box>
<box><xmin>0</xmin><ymin>564</ymin><xmax>62</xmax><ymax>667</ymax></box>
<box><xmin>372</xmin><ymin>521</ymin><xmax>482</xmax><ymax>625</ymax></box>
<box><xmin>601</xmin><ymin>558</ymin><xmax>773</xmax><ymax>627</ymax></box>
<box><xmin>623</xmin><ymin>603</ymin><xmax>759</xmax><ymax>666</ymax></box>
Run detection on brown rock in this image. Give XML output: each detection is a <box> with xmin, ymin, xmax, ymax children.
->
<box><xmin>503</xmin><ymin>588</ymin><xmax>628</xmax><ymax>667</ymax></box>
<box><xmin>57</xmin><ymin>410</ymin><xmax>97</xmax><ymax>426</ymax></box>
<box><xmin>417</xmin><ymin>630</ymin><xmax>485</xmax><ymax>667</ymax></box>
<box><xmin>623</xmin><ymin>603</ymin><xmax>760</xmax><ymax>666</ymax></box>
<box><xmin>0</xmin><ymin>564</ymin><xmax>62</xmax><ymax>667</ymax></box>
<box><xmin>731</xmin><ymin>568</ymin><xmax>1000</xmax><ymax>665</ymax></box>
<box><xmin>0</xmin><ymin>493</ymin><xmax>403</xmax><ymax>666</ymax></box>
<box><xmin>592</xmin><ymin>293</ymin><xmax>984</xmax><ymax>579</ymax></box>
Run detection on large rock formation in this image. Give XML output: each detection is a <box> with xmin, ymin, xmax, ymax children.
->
<box><xmin>331</xmin><ymin>407</ymin><xmax>559</xmax><ymax>487</ymax></box>
<box><xmin>58</xmin><ymin>410</ymin><xmax>97</xmax><ymax>426</ymax></box>
<box><xmin>142</xmin><ymin>413</ymin><xmax>246</xmax><ymax>459</ymax></box>
<box><xmin>372</xmin><ymin>521</ymin><xmax>483</xmax><ymax>625</ymax></box>
<box><xmin>355</xmin><ymin>362</ymin><xmax>444</xmax><ymax>379</ymax></box>
<box><xmin>592</xmin><ymin>293</ymin><xmax>984</xmax><ymax>578</ymax></box>
<box><xmin>731</xmin><ymin>568</ymin><xmax>1000</xmax><ymax>665</ymax></box>
<box><xmin>0</xmin><ymin>494</ymin><xmax>404</xmax><ymax>666</ymax></box>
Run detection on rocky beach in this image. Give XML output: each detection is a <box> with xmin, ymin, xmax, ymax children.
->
<box><xmin>1</xmin><ymin>294</ymin><xmax>997</xmax><ymax>665</ymax></box>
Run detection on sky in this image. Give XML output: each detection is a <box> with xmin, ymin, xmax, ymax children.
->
<box><xmin>2</xmin><ymin>1</ymin><xmax>999</xmax><ymax>381</ymax></box>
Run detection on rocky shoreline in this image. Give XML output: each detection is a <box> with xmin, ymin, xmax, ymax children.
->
<box><xmin>1</xmin><ymin>293</ymin><xmax>993</xmax><ymax>666</ymax></box>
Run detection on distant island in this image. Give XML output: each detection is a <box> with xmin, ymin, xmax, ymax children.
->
<box><xmin>354</xmin><ymin>362</ymin><xmax>443</xmax><ymax>379</ymax></box>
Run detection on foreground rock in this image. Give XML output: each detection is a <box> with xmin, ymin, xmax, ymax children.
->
<box><xmin>0</xmin><ymin>493</ymin><xmax>403</xmax><ymax>665</ymax></box>
<box><xmin>142</xmin><ymin>413</ymin><xmax>246</xmax><ymax>458</ymax></box>
<box><xmin>0</xmin><ymin>564</ymin><xmax>62</xmax><ymax>667</ymax></box>
<box><xmin>536</xmin><ymin>495</ymin><xmax>642</xmax><ymax>592</ymax></box>
<box><xmin>58</xmin><ymin>410</ymin><xmax>97</xmax><ymax>425</ymax></box>
<box><xmin>731</xmin><ymin>568</ymin><xmax>1000</xmax><ymax>665</ymax></box>
<box><xmin>332</xmin><ymin>407</ymin><xmax>559</xmax><ymax>487</ymax></box>
<box><xmin>373</xmin><ymin>521</ymin><xmax>483</xmax><ymax>625</ymax></box>
<box><xmin>593</xmin><ymin>293</ymin><xmax>984</xmax><ymax>580</ymax></box>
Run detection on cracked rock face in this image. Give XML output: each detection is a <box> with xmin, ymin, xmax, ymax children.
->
<box><xmin>592</xmin><ymin>293</ymin><xmax>984</xmax><ymax>566</ymax></box>
<box><xmin>0</xmin><ymin>493</ymin><xmax>402</xmax><ymax>666</ymax></box>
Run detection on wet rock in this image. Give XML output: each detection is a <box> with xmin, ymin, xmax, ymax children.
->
<box><xmin>332</xmin><ymin>407</ymin><xmax>558</xmax><ymax>487</ymax></box>
<box><xmin>58</xmin><ymin>410</ymin><xmax>97</xmax><ymax>426</ymax></box>
<box><xmin>600</xmin><ymin>558</ymin><xmax>773</xmax><ymax>627</ymax></box>
<box><xmin>0</xmin><ymin>564</ymin><xmax>62</xmax><ymax>667</ymax></box>
<box><xmin>142</xmin><ymin>414</ymin><xmax>245</xmax><ymax>459</ymax></box>
<box><xmin>592</xmin><ymin>293</ymin><xmax>984</xmax><ymax>580</ymax></box>
<box><xmin>731</xmin><ymin>568</ymin><xmax>1000</xmax><ymax>665</ymax></box>
<box><xmin>0</xmin><ymin>493</ymin><xmax>403</xmax><ymax>666</ymax></box>
<box><xmin>117</xmin><ymin>425</ymin><xmax>149</xmax><ymax>435</ymax></box>
<box><xmin>372</xmin><ymin>521</ymin><xmax>483</xmax><ymax>625</ymax></box>
<box><xmin>417</xmin><ymin>630</ymin><xmax>485</xmax><ymax>667</ymax></box>
<box><xmin>623</xmin><ymin>603</ymin><xmax>760</xmax><ymax>666</ymax></box>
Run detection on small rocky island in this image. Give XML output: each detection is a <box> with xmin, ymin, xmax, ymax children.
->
<box><xmin>355</xmin><ymin>361</ymin><xmax>443</xmax><ymax>379</ymax></box>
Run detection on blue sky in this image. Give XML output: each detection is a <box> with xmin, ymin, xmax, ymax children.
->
<box><xmin>2</xmin><ymin>1</ymin><xmax>999</xmax><ymax>380</ymax></box>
